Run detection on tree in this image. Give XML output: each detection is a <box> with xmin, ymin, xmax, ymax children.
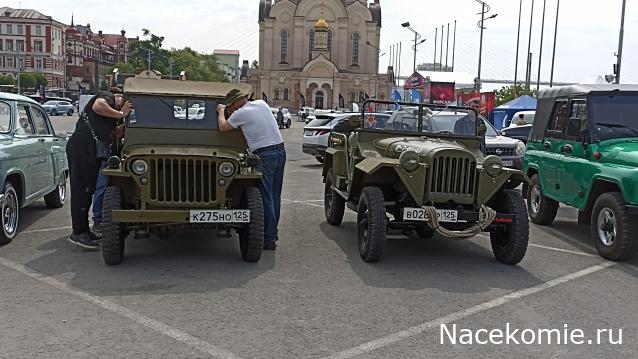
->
<box><xmin>110</xmin><ymin>61</ymin><xmax>135</xmax><ymax>74</ymax></box>
<box><xmin>0</xmin><ymin>74</ymin><xmax>14</xmax><ymax>86</ymax></box>
<box><xmin>251</xmin><ymin>60</ymin><xmax>259</xmax><ymax>69</ymax></box>
<box><xmin>100</xmin><ymin>79</ymin><xmax>109</xmax><ymax>91</ymax></box>
<box><xmin>495</xmin><ymin>84</ymin><xmax>537</xmax><ymax>106</ymax></box>
<box><xmin>33</xmin><ymin>73</ymin><xmax>47</xmax><ymax>87</ymax></box>
<box><xmin>18</xmin><ymin>73</ymin><xmax>36</xmax><ymax>91</ymax></box>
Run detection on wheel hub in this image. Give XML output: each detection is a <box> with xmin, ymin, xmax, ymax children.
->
<box><xmin>597</xmin><ymin>208</ymin><xmax>616</xmax><ymax>247</ymax></box>
<box><xmin>530</xmin><ymin>186</ymin><xmax>541</xmax><ymax>214</ymax></box>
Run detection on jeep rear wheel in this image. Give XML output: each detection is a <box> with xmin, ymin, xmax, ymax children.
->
<box><xmin>357</xmin><ymin>187</ymin><xmax>386</xmax><ymax>262</ymax></box>
<box><xmin>527</xmin><ymin>174</ymin><xmax>558</xmax><ymax>225</ymax></box>
<box><xmin>324</xmin><ymin>170</ymin><xmax>345</xmax><ymax>226</ymax></box>
<box><xmin>239</xmin><ymin>187</ymin><xmax>264</xmax><ymax>262</ymax></box>
<box><xmin>591</xmin><ymin>192</ymin><xmax>637</xmax><ymax>261</ymax></box>
<box><xmin>490</xmin><ymin>190</ymin><xmax>529</xmax><ymax>265</ymax></box>
<box><xmin>101</xmin><ymin>186</ymin><xmax>126</xmax><ymax>265</ymax></box>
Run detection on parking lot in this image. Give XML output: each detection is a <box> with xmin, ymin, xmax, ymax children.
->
<box><xmin>0</xmin><ymin>116</ymin><xmax>637</xmax><ymax>359</ymax></box>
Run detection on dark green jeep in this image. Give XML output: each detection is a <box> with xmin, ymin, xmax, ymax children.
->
<box><xmin>524</xmin><ymin>84</ymin><xmax>638</xmax><ymax>261</ymax></box>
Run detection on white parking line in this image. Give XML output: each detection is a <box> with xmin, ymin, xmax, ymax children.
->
<box><xmin>322</xmin><ymin>262</ymin><xmax>615</xmax><ymax>359</ymax></box>
<box><xmin>528</xmin><ymin>243</ymin><xmax>598</xmax><ymax>258</ymax></box>
<box><xmin>20</xmin><ymin>226</ymin><xmax>72</xmax><ymax>235</ymax></box>
<box><xmin>0</xmin><ymin>256</ymin><xmax>244</xmax><ymax>359</ymax></box>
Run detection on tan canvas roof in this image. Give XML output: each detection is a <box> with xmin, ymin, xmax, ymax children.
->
<box><xmin>124</xmin><ymin>77</ymin><xmax>253</xmax><ymax>98</ymax></box>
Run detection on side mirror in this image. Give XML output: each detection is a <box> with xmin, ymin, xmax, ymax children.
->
<box><xmin>566</xmin><ymin>117</ymin><xmax>581</xmax><ymax>138</ymax></box>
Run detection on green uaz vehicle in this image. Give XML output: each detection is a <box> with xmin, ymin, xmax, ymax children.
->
<box><xmin>323</xmin><ymin>100</ymin><xmax>530</xmax><ymax>264</ymax></box>
<box><xmin>524</xmin><ymin>84</ymin><xmax>638</xmax><ymax>261</ymax></box>
<box><xmin>100</xmin><ymin>78</ymin><xmax>264</xmax><ymax>265</ymax></box>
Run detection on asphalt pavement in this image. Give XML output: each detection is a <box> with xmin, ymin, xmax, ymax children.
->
<box><xmin>0</xmin><ymin>115</ymin><xmax>636</xmax><ymax>359</ymax></box>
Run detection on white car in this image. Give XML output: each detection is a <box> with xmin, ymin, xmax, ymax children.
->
<box><xmin>508</xmin><ymin>110</ymin><xmax>536</xmax><ymax>128</ymax></box>
<box><xmin>272</xmin><ymin>108</ymin><xmax>292</xmax><ymax>129</ymax></box>
<box><xmin>303</xmin><ymin>112</ymin><xmax>390</xmax><ymax>163</ymax></box>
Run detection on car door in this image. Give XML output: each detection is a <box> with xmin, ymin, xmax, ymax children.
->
<box><xmin>30</xmin><ymin>104</ymin><xmax>58</xmax><ymax>192</ymax></box>
<box><xmin>15</xmin><ymin>103</ymin><xmax>50</xmax><ymax>197</ymax></box>
<box><xmin>539</xmin><ymin>99</ymin><xmax>569</xmax><ymax>200</ymax></box>
<box><xmin>557</xmin><ymin>98</ymin><xmax>596</xmax><ymax>208</ymax></box>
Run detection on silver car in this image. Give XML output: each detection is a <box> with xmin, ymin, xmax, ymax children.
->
<box><xmin>42</xmin><ymin>101</ymin><xmax>75</xmax><ymax>116</ymax></box>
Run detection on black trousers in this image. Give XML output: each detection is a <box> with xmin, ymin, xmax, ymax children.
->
<box><xmin>66</xmin><ymin>131</ymin><xmax>100</xmax><ymax>235</ymax></box>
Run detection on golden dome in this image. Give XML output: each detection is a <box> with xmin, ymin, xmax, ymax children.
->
<box><xmin>314</xmin><ymin>16</ymin><xmax>329</xmax><ymax>31</ymax></box>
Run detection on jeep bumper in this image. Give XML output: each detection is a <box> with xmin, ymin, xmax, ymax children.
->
<box><xmin>302</xmin><ymin>143</ymin><xmax>327</xmax><ymax>157</ymax></box>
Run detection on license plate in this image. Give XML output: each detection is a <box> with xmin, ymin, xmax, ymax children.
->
<box><xmin>403</xmin><ymin>208</ymin><xmax>458</xmax><ymax>223</ymax></box>
<box><xmin>503</xmin><ymin>160</ymin><xmax>514</xmax><ymax>167</ymax></box>
<box><xmin>304</xmin><ymin>131</ymin><xmax>315</xmax><ymax>136</ymax></box>
<box><xmin>189</xmin><ymin>210</ymin><xmax>250</xmax><ymax>223</ymax></box>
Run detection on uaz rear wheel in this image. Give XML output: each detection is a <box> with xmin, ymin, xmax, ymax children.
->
<box><xmin>324</xmin><ymin>170</ymin><xmax>345</xmax><ymax>226</ymax></box>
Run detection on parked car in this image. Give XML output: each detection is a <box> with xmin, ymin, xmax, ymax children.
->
<box><xmin>100</xmin><ymin>78</ymin><xmax>263</xmax><ymax>265</ymax></box>
<box><xmin>42</xmin><ymin>100</ymin><xmax>75</xmax><ymax>116</ymax></box>
<box><xmin>0</xmin><ymin>93</ymin><xmax>69</xmax><ymax>245</ymax></box>
<box><xmin>298</xmin><ymin>107</ymin><xmax>315</xmax><ymax>122</ymax></box>
<box><xmin>303</xmin><ymin>112</ymin><xmax>390</xmax><ymax>163</ymax></box>
<box><xmin>501</xmin><ymin>110</ymin><xmax>536</xmax><ymax>143</ymax></box>
<box><xmin>524</xmin><ymin>84</ymin><xmax>638</xmax><ymax>261</ymax></box>
<box><xmin>323</xmin><ymin>100</ymin><xmax>530</xmax><ymax>264</ymax></box>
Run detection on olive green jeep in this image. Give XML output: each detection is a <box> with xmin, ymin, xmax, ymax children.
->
<box><xmin>323</xmin><ymin>100</ymin><xmax>530</xmax><ymax>264</ymax></box>
<box><xmin>100</xmin><ymin>78</ymin><xmax>264</xmax><ymax>265</ymax></box>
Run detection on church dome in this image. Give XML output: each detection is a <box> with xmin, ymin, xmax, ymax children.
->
<box><xmin>314</xmin><ymin>16</ymin><xmax>329</xmax><ymax>31</ymax></box>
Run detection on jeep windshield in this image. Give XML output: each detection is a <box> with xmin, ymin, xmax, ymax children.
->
<box><xmin>591</xmin><ymin>94</ymin><xmax>638</xmax><ymax>141</ymax></box>
<box><xmin>128</xmin><ymin>96</ymin><xmax>219</xmax><ymax>130</ymax></box>
<box><xmin>363</xmin><ymin>105</ymin><xmax>478</xmax><ymax>137</ymax></box>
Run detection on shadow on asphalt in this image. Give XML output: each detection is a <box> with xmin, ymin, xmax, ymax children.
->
<box><xmin>319</xmin><ymin>222</ymin><xmax>542</xmax><ymax>294</ymax></box>
<box><xmin>23</xmin><ymin>230</ymin><xmax>275</xmax><ymax>296</ymax></box>
<box><xmin>16</xmin><ymin>201</ymin><xmax>59</xmax><ymax>232</ymax></box>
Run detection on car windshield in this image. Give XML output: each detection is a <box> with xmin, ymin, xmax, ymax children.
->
<box><xmin>129</xmin><ymin>96</ymin><xmax>219</xmax><ymax>129</ymax></box>
<box><xmin>591</xmin><ymin>94</ymin><xmax>638</xmax><ymax>141</ymax></box>
<box><xmin>307</xmin><ymin>115</ymin><xmax>342</xmax><ymax>127</ymax></box>
<box><xmin>363</xmin><ymin>107</ymin><xmax>478</xmax><ymax>137</ymax></box>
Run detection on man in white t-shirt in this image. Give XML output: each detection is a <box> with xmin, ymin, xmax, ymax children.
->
<box><xmin>217</xmin><ymin>89</ymin><xmax>286</xmax><ymax>251</ymax></box>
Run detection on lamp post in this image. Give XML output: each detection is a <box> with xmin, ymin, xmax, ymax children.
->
<box><xmin>475</xmin><ymin>0</ymin><xmax>497</xmax><ymax>91</ymax></box>
<box><xmin>615</xmin><ymin>0</ymin><xmax>626</xmax><ymax>84</ymax></box>
<box><xmin>401</xmin><ymin>22</ymin><xmax>422</xmax><ymax>74</ymax></box>
<box><xmin>366</xmin><ymin>41</ymin><xmax>386</xmax><ymax>100</ymax></box>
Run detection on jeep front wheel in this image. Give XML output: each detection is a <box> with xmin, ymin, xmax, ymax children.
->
<box><xmin>527</xmin><ymin>174</ymin><xmax>558</xmax><ymax>225</ymax></box>
<box><xmin>101</xmin><ymin>186</ymin><xmax>126</xmax><ymax>265</ymax></box>
<box><xmin>324</xmin><ymin>170</ymin><xmax>345</xmax><ymax>226</ymax></box>
<box><xmin>239</xmin><ymin>187</ymin><xmax>264</xmax><ymax>262</ymax></box>
<box><xmin>490</xmin><ymin>190</ymin><xmax>529</xmax><ymax>265</ymax></box>
<box><xmin>591</xmin><ymin>192</ymin><xmax>637</xmax><ymax>261</ymax></box>
<box><xmin>357</xmin><ymin>187</ymin><xmax>387</xmax><ymax>262</ymax></box>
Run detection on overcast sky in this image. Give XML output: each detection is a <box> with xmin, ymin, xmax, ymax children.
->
<box><xmin>11</xmin><ymin>0</ymin><xmax>637</xmax><ymax>84</ymax></box>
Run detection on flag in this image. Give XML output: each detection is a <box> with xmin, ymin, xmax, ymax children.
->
<box><xmin>300</xmin><ymin>94</ymin><xmax>306</xmax><ymax>107</ymax></box>
<box><xmin>410</xmin><ymin>89</ymin><xmax>422</xmax><ymax>103</ymax></box>
<box><xmin>391</xmin><ymin>89</ymin><xmax>402</xmax><ymax>101</ymax></box>
<box><xmin>262</xmin><ymin>92</ymin><xmax>268</xmax><ymax>103</ymax></box>
<box><xmin>338</xmin><ymin>94</ymin><xmax>345</xmax><ymax>109</ymax></box>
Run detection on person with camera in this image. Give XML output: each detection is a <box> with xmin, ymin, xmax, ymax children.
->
<box><xmin>66</xmin><ymin>91</ymin><xmax>132</xmax><ymax>250</ymax></box>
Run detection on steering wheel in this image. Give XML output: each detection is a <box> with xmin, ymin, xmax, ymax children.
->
<box><xmin>437</xmin><ymin>130</ymin><xmax>455</xmax><ymax>135</ymax></box>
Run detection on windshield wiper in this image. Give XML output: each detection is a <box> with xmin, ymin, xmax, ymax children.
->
<box><xmin>595</xmin><ymin>122</ymin><xmax>638</xmax><ymax>136</ymax></box>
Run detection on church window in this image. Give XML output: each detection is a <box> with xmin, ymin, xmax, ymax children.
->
<box><xmin>349</xmin><ymin>92</ymin><xmax>356</xmax><ymax>103</ymax></box>
<box><xmin>280</xmin><ymin>30</ymin><xmax>288</xmax><ymax>63</ymax></box>
<box><xmin>359</xmin><ymin>91</ymin><xmax>366</xmax><ymax>103</ymax></box>
<box><xmin>308</xmin><ymin>29</ymin><xmax>315</xmax><ymax>61</ymax></box>
<box><xmin>274</xmin><ymin>88</ymin><xmax>280</xmax><ymax>100</ymax></box>
<box><xmin>327</xmin><ymin>30</ymin><xmax>333</xmax><ymax>51</ymax></box>
<box><xmin>283</xmin><ymin>88</ymin><xmax>289</xmax><ymax>101</ymax></box>
<box><xmin>352</xmin><ymin>33</ymin><xmax>360</xmax><ymax>66</ymax></box>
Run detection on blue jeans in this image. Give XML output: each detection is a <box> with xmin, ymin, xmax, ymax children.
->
<box><xmin>92</xmin><ymin>161</ymin><xmax>108</xmax><ymax>224</ymax></box>
<box><xmin>257</xmin><ymin>146</ymin><xmax>286</xmax><ymax>243</ymax></box>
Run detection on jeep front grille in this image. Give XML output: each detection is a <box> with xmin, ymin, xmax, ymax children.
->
<box><xmin>485</xmin><ymin>147</ymin><xmax>516</xmax><ymax>156</ymax></box>
<box><xmin>149</xmin><ymin>158</ymin><xmax>216</xmax><ymax>204</ymax></box>
<box><xmin>429</xmin><ymin>156</ymin><xmax>477</xmax><ymax>197</ymax></box>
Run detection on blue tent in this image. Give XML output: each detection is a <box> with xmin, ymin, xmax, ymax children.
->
<box><xmin>491</xmin><ymin>95</ymin><xmax>537</xmax><ymax>130</ymax></box>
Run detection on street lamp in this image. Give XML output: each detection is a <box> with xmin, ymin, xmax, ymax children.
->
<box><xmin>476</xmin><ymin>0</ymin><xmax>497</xmax><ymax>91</ymax></box>
<box><xmin>401</xmin><ymin>22</ymin><xmax>423</xmax><ymax>74</ymax></box>
<box><xmin>367</xmin><ymin>41</ymin><xmax>386</xmax><ymax>100</ymax></box>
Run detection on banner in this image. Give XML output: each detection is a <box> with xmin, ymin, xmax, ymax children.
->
<box><xmin>429</xmin><ymin>82</ymin><xmax>455</xmax><ymax>105</ymax></box>
<box><xmin>457</xmin><ymin>92</ymin><xmax>496</xmax><ymax>117</ymax></box>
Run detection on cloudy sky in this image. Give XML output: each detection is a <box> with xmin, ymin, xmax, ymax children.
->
<box><xmin>10</xmin><ymin>0</ymin><xmax>637</xmax><ymax>83</ymax></box>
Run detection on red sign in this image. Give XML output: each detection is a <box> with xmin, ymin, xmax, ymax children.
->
<box><xmin>457</xmin><ymin>92</ymin><xmax>496</xmax><ymax>117</ymax></box>
<box><xmin>429</xmin><ymin>82</ymin><xmax>456</xmax><ymax>105</ymax></box>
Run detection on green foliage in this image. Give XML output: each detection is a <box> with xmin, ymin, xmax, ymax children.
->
<box><xmin>496</xmin><ymin>84</ymin><xmax>537</xmax><ymax>106</ymax></box>
<box><xmin>110</xmin><ymin>61</ymin><xmax>135</xmax><ymax>74</ymax></box>
<box><xmin>33</xmin><ymin>73</ymin><xmax>47</xmax><ymax>87</ymax></box>
<box><xmin>18</xmin><ymin>73</ymin><xmax>36</xmax><ymax>90</ymax></box>
<box><xmin>100</xmin><ymin>79</ymin><xmax>109</xmax><ymax>91</ymax></box>
<box><xmin>125</xmin><ymin>29</ymin><xmax>227</xmax><ymax>82</ymax></box>
<box><xmin>0</xmin><ymin>74</ymin><xmax>14</xmax><ymax>86</ymax></box>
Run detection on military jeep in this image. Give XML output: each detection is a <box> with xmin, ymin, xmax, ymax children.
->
<box><xmin>323</xmin><ymin>100</ymin><xmax>530</xmax><ymax>264</ymax></box>
<box><xmin>100</xmin><ymin>78</ymin><xmax>264</xmax><ymax>265</ymax></box>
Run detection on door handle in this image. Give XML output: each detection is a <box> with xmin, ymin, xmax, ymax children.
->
<box><xmin>543</xmin><ymin>142</ymin><xmax>551</xmax><ymax>150</ymax></box>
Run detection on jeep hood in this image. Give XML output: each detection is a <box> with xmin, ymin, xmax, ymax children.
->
<box><xmin>598</xmin><ymin>139</ymin><xmax>638</xmax><ymax>167</ymax></box>
<box><xmin>123</xmin><ymin>145</ymin><xmax>244</xmax><ymax>160</ymax></box>
<box><xmin>372</xmin><ymin>137</ymin><xmax>471</xmax><ymax>158</ymax></box>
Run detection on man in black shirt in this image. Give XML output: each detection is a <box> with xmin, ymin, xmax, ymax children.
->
<box><xmin>66</xmin><ymin>91</ymin><xmax>132</xmax><ymax>249</ymax></box>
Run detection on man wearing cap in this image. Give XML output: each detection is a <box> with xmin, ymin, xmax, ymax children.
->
<box><xmin>217</xmin><ymin>90</ymin><xmax>285</xmax><ymax>251</ymax></box>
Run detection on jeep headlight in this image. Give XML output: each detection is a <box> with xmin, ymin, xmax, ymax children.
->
<box><xmin>516</xmin><ymin>141</ymin><xmax>526</xmax><ymax>156</ymax></box>
<box><xmin>483</xmin><ymin>155</ymin><xmax>503</xmax><ymax>177</ymax></box>
<box><xmin>131</xmin><ymin>159</ymin><xmax>148</xmax><ymax>176</ymax></box>
<box><xmin>219</xmin><ymin>162</ymin><xmax>236</xmax><ymax>177</ymax></box>
<box><xmin>399</xmin><ymin>151</ymin><xmax>420</xmax><ymax>173</ymax></box>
